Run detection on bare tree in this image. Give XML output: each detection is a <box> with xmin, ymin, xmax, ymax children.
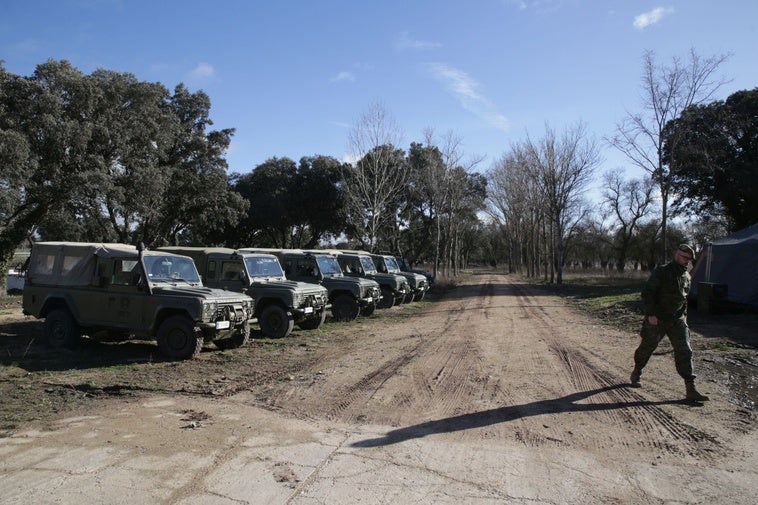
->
<box><xmin>525</xmin><ymin>122</ymin><xmax>600</xmax><ymax>284</ymax></box>
<box><xmin>422</xmin><ymin>129</ymin><xmax>484</xmax><ymax>278</ymax></box>
<box><xmin>600</xmin><ymin>169</ymin><xmax>656</xmax><ymax>270</ymax></box>
<box><xmin>344</xmin><ymin>102</ymin><xmax>406</xmax><ymax>250</ymax></box>
<box><xmin>607</xmin><ymin>48</ymin><xmax>730</xmax><ymax>262</ymax></box>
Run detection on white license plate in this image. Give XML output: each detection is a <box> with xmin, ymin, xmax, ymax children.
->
<box><xmin>304</xmin><ymin>307</ymin><xmax>314</xmax><ymax>314</ymax></box>
<box><xmin>215</xmin><ymin>321</ymin><xmax>231</xmax><ymax>329</ymax></box>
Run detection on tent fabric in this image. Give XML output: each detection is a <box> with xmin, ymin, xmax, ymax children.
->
<box><xmin>689</xmin><ymin>223</ymin><xmax>758</xmax><ymax>306</ymax></box>
<box><xmin>26</xmin><ymin>242</ymin><xmax>191</xmax><ymax>287</ymax></box>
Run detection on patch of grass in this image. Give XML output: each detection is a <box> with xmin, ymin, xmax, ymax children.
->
<box><xmin>538</xmin><ymin>272</ymin><xmax>646</xmax><ymax>334</ymax></box>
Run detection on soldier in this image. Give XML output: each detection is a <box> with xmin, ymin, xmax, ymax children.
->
<box><xmin>630</xmin><ymin>244</ymin><xmax>710</xmax><ymax>402</ymax></box>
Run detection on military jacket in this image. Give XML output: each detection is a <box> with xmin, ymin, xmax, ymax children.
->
<box><xmin>641</xmin><ymin>261</ymin><xmax>690</xmax><ymax>321</ymax></box>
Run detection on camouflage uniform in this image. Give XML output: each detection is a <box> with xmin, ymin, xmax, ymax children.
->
<box><xmin>634</xmin><ymin>261</ymin><xmax>694</xmax><ymax>380</ymax></box>
<box><xmin>630</xmin><ymin>244</ymin><xmax>709</xmax><ymax>402</ymax></box>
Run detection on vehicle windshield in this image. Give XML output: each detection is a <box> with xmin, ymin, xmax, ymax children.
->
<box><xmin>360</xmin><ymin>256</ymin><xmax>378</xmax><ymax>273</ymax></box>
<box><xmin>384</xmin><ymin>256</ymin><xmax>401</xmax><ymax>271</ymax></box>
<box><xmin>144</xmin><ymin>255</ymin><xmax>201</xmax><ymax>284</ymax></box>
<box><xmin>245</xmin><ymin>256</ymin><xmax>285</xmax><ymax>278</ymax></box>
<box><xmin>317</xmin><ymin>256</ymin><xmax>342</xmax><ymax>275</ymax></box>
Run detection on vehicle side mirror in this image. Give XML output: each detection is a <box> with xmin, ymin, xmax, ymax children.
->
<box><xmin>238</xmin><ymin>271</ymin><xmax>248</xmax><ymax>283</ymax></box>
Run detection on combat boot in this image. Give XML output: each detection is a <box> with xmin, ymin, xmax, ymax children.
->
<box><xmin>629</xmin><ymin>368</ymin><xmax>642</xmax><ymax>388</ymax></box>
<box><xmin>685</xmin><ymin>380</ymin><xmax>709</xmax><ymax>402</ymax></box>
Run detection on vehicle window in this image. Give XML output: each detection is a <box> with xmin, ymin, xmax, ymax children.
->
<box><xmin>385</xmin><ymin>257</ymin><xmax>401</xmax><ymax>271</ymax></box>
<box><xmin>112</xmin><ymin>259</ymin><xmax>139</xmax><ymax>286</ymax></box>
<box><xmin>316</xmin><ymin>256</ymin><xmax>342</xmax><ymax>275</ymax></box>
<box><xmin>221</xmin><ymin>261</ymin><xmax>244</xmax><ymax>281</ymax></box>
<box><xmin>360</xmin><ymin>257</ymin><xmax>377</xmax><ymax>273</ymax></box>
<box><xmin>145</xmin><ymin>255</ymin><xmax>201</xmax><ymax>283</ymax></box>
<box><xmin>245</xmin><ymin>257</ymin><xmax>284</xmax><ymax>277</ymax></box>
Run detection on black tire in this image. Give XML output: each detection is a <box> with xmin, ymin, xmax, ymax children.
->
<box><xmin>377</xmin><ymin>286</ymin><xmax>395</xmax><ymax>309</ymax></box>
<box><xmin>402</xmin><ymin>291</ymin><xmax>414</xmax><ymax>304</ymax></box>
<box><xmin>298</xmin><ymin>308</ymin><xmax>326</xmax><ymax>330</ymax></box>
<box><xmin>157</xmin><ymin>315</ymin><xmax>203</xmax><ymax>360</ymax></box>
<box><xmin>413</xmin><ymin>291</ymin><xmax>426</xmax><ymax>302</ymax></box>
<box><xmin>213</xmin><ymin>324</ymin><xmax>250</xmax><ymax>350</ymax></box>
<box><xmin>360</xmin><ymin>303</ymin><xmax>376</xmax><ymax>317</ymax></box>
<box><xmin>44</xmin><ymin>308</ymin><xmax>81</xmax><ymax>349</ymax></box>
<box><xmin>259</xmin><ymin>304</ymin><xmax>294</xmax><ymax>339</ymax></box>
<box><xmin>331</xmin><ymin>294</ymin><xmax>360</xmax><ymax>322</ymax></box>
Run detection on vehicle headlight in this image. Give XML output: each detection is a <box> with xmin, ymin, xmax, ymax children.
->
<box><xmin>292</xmin><ymin>292</ymin><xmax>304</xmax><ymax>307</ymax></box>
<box><xmin>203</xmin><ymin>301</ymin><xmax>218</xmax><ymax>320</ymax></box>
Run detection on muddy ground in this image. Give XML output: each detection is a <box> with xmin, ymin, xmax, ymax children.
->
<box><xmin>0</xmin><ymin>272</ymin><xmax>756</xmax><ymax>504</ymax></box>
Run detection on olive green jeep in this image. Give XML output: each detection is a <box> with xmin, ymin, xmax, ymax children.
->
<box><xmin>22</xmin><ymin>242</ymin><xmax>254</xmax><ymax>360</ymax></box>
<box><xmin>370</xmin><ymin>253</ymin><xmax>429</xmax><ymax>302</ymax></box>
<box><xmin>160</xmin><ymin>247</ymin><xmax>329</xmax><ymax>339</ymax></box>
<box><xmin>325</xmin><ymin>250</ymin><xmax>410</xmax><ymax>309</ymax></box>
<box><xmin>255</xmin><ymin>248</ymin><xmax>382</xmax><ymax>321</ymax></box>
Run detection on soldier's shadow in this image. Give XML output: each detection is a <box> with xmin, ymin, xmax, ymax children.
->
<box><xmin>351</xmin><ymin>384</ymin><xmax>684</xmax><ymax>448</ymax></box>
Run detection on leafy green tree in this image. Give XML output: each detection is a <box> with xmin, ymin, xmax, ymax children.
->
<box><xmin>0</xmin><ymin>60</ymin><xmax>110</xmax><ymax>269</ymax></box>
<box><xmin>293</xmin><ymin>156</ymin><xmax>348</xmax><ymax>248</ymax></box>
<box><xmin>664</xmin><ymin>88</ymin><xmax>758</xmax><ymax>231</ymax></box>
<box><xmin>233</xmin><ymin>157</ymin><xmax>302</xmax><ymax>247</ymax></box>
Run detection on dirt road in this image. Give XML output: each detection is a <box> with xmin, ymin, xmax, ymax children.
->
<box><xmin>1</xmin><ymin>273</ymin><xmax>755</xmax><ymax>504</ymax></box>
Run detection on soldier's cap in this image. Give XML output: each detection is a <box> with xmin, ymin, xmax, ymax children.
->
<box><xmin>678</xmin><ymin>243</ymin><xmax>696</xmax><ymax>260</ymax></box>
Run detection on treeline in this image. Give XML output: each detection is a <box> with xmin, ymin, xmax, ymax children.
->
<box><xmin>2</xmin><ymin>55</ymin><xmax>757</xmax><ymax>286</ymax></box>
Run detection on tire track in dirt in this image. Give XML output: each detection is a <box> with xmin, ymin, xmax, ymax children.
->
<box><xmin>262</xmin><ymin>276</ymin><xmax>508</xmax><ymax>427</ymax></box>
<box><xmin>508</xmin><ymin>281</ymin><xmax>724</xmax><ymax>459</ymax></box>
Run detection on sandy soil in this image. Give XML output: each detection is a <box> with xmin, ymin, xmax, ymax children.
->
<box><xmin>0</xmin><ymin>273</ymin><xmax>755</xmax><ymax>504</ymax></box>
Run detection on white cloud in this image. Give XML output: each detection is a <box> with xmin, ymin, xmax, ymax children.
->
<box><xmin>331</xmin><ymin>71</ymin><xmax>356</xmax><ymax>82</ymax></box>
<box><xmin>426</xmin><ymin>63</ymin><xmax>509</xmax><ymax>131</ymax></box>
<box><xmin>395</xmin><ymin>31</ymin><xmax>441</xmax><ymax>51</ymax></box>
<box><xmin>633</xmin><ymin>7</ymin><xmax>674</xmax><ymax>29</ymax></box>
<box><xmin>189</xmin><ymin>62</ymin><xmax>216</xmax><ymax>79</ymax></box>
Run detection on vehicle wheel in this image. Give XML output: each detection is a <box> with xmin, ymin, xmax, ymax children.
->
<box><xmin>402</xmin><ymin>291</ymin><xmax>414</xmax><ymax>304</ymax></box>
<box><xmin>298</xmin><ymin>308</ymin><xmax>326</xmax><ymax>330</ymax></box>
<box><xmin>214</xmin><ymin>324</ymin><xmax>250</xmax><ymax>350</ymax></box>
<box><xmin>331</xmin><ymin>294</ymin><xmax>360</xmax><ymax>322</ymax></box>
<box><xmin>259</xmin><ymin>305</ymin><xmax>294</xmax><ymax>339</ymax></box>
<box><xmin>44</xmin><ymin>309</ymin><xmax>81</xmax><ymax>349</ymax></box>
<box><xmin>157</xmin><ymin>315</ymin><xmax>204</xmax><ymax>360</ymax></box>
<box><xmin>360</xmin><ymin>303</ymin><xmax>376</xmax><ymax>317</ymax></box>
<box><xmin>413</xmin><ymin>291</ymin><xmax>426</xmax><ymax>302</ymax></box>
<box><xmin>377</xmin><ymin>286</ymin><xmax>395</xmax><ymax>309</ymax></box>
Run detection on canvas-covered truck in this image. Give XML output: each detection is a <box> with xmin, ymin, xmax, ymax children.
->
<box><xmin>21</xmin><ymin>242</ymin><xmax>254</xmax><ymax>360</ymax></box>
<box><xmin>326</xmin><ymin>250</ymin><xmax>410</xmax><ymax>309</ymax></box>
<box><xmin>251</xmin><ymin>248</ymin><xmax>382</xmax><ymax>321</ymax></box>
<box><xmin>160</xmin><ymin>247</ymin><xmax>329</xmax><ymax>339</ymax></box>
<box><xmin>370</xmin><ymin>253</ymin><xmax>430</xmax><ymax>302</ymax></box>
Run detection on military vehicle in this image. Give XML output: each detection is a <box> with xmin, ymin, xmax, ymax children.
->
<box><xmin>324</xmin><ymin>250</ymin><xmax>410</xmax><ymax>309</ymax></box>
<box><xmin>160</xmin><ymin>247</ymin><xmax>329</xmax><ymax>339</ymax></box>
<box><xmin>21</xmin><ymin>242</ymin><xmax>254</xmax><ymax>360</ymax></box>
<box><xmin>248</xmin><ymin>248</ymin><xmax>381</xmax><ymax>321</ymax></box>
<box><xmin>370</xmin><ymin>253</ymin><xmax>430</xmax><ymax>302</ymax></box>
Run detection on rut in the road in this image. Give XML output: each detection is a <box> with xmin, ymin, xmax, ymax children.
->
<box><xmin>259</xmin><ymin>274</ymin><xmax>726</xmax><ymax>460</ymax></box>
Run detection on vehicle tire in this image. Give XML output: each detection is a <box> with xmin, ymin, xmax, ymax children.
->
<box><xmin>402</xmin><ymin>291</ymin><xmax>414</xmax><ymax>304</ymax></box>
<box><xmin>259</xmin><ymin>304</ymin><xmax>294</xmax><ymax>339</ymax></box>
<box><xmin>360</xmin><ymin>303</ymin><xmax>376</xmax><ymax>317</ymax></box>
<box><xmin>413</xmin><ymin>290</ymin><xmax>426</xmax><ymax>302</ymax></box>
<box><xmin>331</xmin><ymin>294</ymin><xmax>360</xmax><ymax>322</ymax></box>
<box><xmin>377</xmin><ymin>286</ymin><xmax>395</xmax><ymax>309</ymax></box>
<box><xmin>44</xmin><ymin>308</ymin><xmax>81</xmax><ymax>349</ymax></box>
<box><xmin>213</xmin><ymin>324</ymin><xmax>250</xmax><ymax>350</ymax></box>
<box><xmin>157</xmin><ymin>315</ymin><xmax>204</xmax><ymax>360</ymax></box>
<box><xmin>298</xmin><ymin>308</ymin><xmax>326</xmax><ymax>330</ymax></box>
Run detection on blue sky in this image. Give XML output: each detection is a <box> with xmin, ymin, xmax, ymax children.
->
<box><xmin>2</xmin><ymin>0</ymin><xmax>757</xmax><ymax>196</ymax></box>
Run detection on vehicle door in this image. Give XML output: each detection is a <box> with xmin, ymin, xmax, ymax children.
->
<box><xmin>102</xmin><ymin>258</ymin><xmax>146</xmax><ymax>332</ymax></box>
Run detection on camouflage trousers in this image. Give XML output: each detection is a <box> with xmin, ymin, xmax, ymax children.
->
<box><xmin>633</xmin><ymin>317</ymin><xmax>695</xmax><ymax>381</ymax></box>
